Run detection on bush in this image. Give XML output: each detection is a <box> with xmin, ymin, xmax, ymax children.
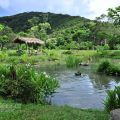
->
<box><xmin>115</xmin><ymin>44</ymin><xmax>120</xmax><ymax>50</ymax></box>
<box><xmin>97</xmin><ymin>60</ymin><xmax>111</xmax><ymax>73</ymax></box>
<box><xmin>109</xmin><ymin>51</ymin><xmax>120</xmax><ymax>57</ymax></box>
<box><xmin>96</xmin><ymin>44</ymin><xmax>109</xmax><ymax>52</ymax></box>
<box><xmin>62</xmin><ymin>50</ymin><xmax>73</xmax><ymax>55</ymax></box>
<box><xmin>0</xmin><ymin>64</ymin><xmax>59</xmax><ymax>104</ymax></box>
<box><xmin>104</xmin><ymin>86</ymin><xmax>120</xmax><ymax>112</ymax></box>
<box><xmin>0</xmin><ymin>52</ymin><xmax>8</xmax><ymax>62</ymax></box>
<box><xmin>97</xmin><ymin>60</ymin><xmax>120</xmax><ymax>76</ymax></box>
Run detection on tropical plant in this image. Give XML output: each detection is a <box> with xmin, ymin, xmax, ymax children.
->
<box><xmin>104</xmin><ymin>86</ymin><xmax>120</xmax><ymax>112</ymax></box>
<box><xmin>0</xmin><ymin>64</ymin><xmax>59</xmax><ymax>104</ymax></box>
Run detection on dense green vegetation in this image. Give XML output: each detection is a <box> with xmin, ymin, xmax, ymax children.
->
<box><xmin>0</xmin><ymin>12</ymin><xmax>120</xmax><ymax>50</ymax></box>
<box><xmin>97</xmin><ymin>60</ymin><xmax>120</xmax><ymax>76</ymax></box>
<box><xmin>0</xmin><ymin>49</ymin><xmax>96</xmax><ymax>65</ymax></box>
<box><xmin>0</xmin><ymin>12</ymin><xmax>89</xmax><ymax>32</ymax></box>
<box><xmin>0</xmin><ymin>64</ymin><xmax>59</xmax><ymax>104</ymax></box>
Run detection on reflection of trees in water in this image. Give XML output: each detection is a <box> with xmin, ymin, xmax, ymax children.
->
<box><xmin>89</xmin><ymin>73</ymin><xmax>120</xmax><ymax>90</ymax></box>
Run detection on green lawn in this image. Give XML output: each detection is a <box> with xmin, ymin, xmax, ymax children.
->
<box><xmin>0</xmin><ymin>103</ymin><xmax>109</xmax><ymax>120</ymax></box>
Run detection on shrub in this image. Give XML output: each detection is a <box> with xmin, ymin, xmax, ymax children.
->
<box><xmin>97</xmin><ymin>60</ymin><xmax>111</xmax><ymax>73</ymax></box>
<box><xmin>62</xmin><ymin>51</ymin><xmax>73</xmax><ymax>55</ymax></box>
<box><xmin>16</xmin><ymin>49</ymin><xmax>25</xmax><ymax>56</ymax></box>
<box><xmin>96</xmin><ymin>44</ymin><xmax>109</xmax><ymax>52</ymax></box>
<box><xmin>0</xmin><ymin>52</ymin><xmax>8</xmax><ymax>62</ymax></box>
<box><xmin>109</xmin><ymin>51</ymin><xmax>120</xmax><ymax>57</ymax></box>
<box><xmin>0</xmin><ymin>64</ymin><xmax>59</xmax><ymax>104</ymax></box>
<box><xmin>104</xmin><ymin>86</ymin><xmax>120</xmax><ymax>112</ymax></box>
<box><xmin>65</xmin><ymin>55</ymin><xmax>81</xmax><ymax>68</ymax></box>
<box><xmin>115</xmin><ymin>44</ymin><xmax>120</xmax><ymax>50</ymax></box>
<box><xmin>97</xmin><ymin>60</ymin><xmax>120</xmax><ymax>76</ymax></box>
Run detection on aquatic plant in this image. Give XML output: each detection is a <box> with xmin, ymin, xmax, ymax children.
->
<box><xmin>65</xmin><ymin>55</ymin><xmax>81</xmax><ymax>68</ymax></box>
<box><xmin>104</xmin><ymin>86</ymin><xmax>120</xmax><ymax>112</ymax></box>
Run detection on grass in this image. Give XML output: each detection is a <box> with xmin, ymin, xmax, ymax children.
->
<box><xmin>0</xmin><ymin>50</ymin><xmax>97</xmax><ymax>66</ymax></box>
<box><xmin>65</xmin><ymin>55</ymin><xmax>81</xmax><ymax>68</ymax></box>
<box><xmin>95</xmin><ymin>50</ymin><xmax>120</xmax><ymax>59</ymax></box>
<box><xmin>0</xmin><ymin>102</ymin><xmax>109</xmax><ymax>120</ymax></box>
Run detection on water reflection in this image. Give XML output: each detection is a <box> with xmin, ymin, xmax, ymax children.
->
<box><xmin>38</xmin><ymin>65</ymin><xmax>120</xmax><ymax>109</ymax></box>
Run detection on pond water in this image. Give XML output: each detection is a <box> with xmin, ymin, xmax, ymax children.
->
<box><xmin>39</xmin><ymin>64</ymin><xmax>120</xmax><ymax>109</ymax></box>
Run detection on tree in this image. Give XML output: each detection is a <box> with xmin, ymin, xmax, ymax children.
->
<box><xmin>28</xmin><ymin>17</ymin><xmax>40</xmax><ymax>27</ymax></box>
<box><xmin>29</xmin><ymin>22</ymin><xmax>51</xmax><ymax>46</ymax></box>
<box><xmin>72</xmin><ymin>29</ymin><xmax>90</xmax><ymax>42</ymax></box>
<box><xmin>18</xmin><ymin>31</ymin><xmax>30</xmax><ymax>37</ymax></box>
<box><xmin>0</xmin><ymin>35</ymin><xmax>8</xmax><ymax>50</ymax></box>
<box><xmin>0</xmin><ymin>24</ymin><xmax>6</xmax><ymax>50</ymax></box>
<box><xmin>79</xmin><ymin>41</ymin><xmax>93</xmax><ymax>50</ymax></box>
<box><xmin>0</xmin><ymin>24</ymin><xmax>4</xmax><ymax>31</ymax></box>
<box><xmin>0</xmin><ymin>24</ymin><xmax>15</xmax><ymax>50</ymax></box>
<box><xmin>96</xmin><ymin>14</ymin><xmax>107</xmax><ymax>22</ymax></box>
<box><xmin>108</xmin><ymin>6</ymin><xmax>120</xmax><ymax>26</ymax></box>
<box><xmin>46</xmin><ymin>38</ymin><xmax>57</xmax><ymax>49</ymax></box>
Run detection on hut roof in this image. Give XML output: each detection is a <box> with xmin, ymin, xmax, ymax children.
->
<box><xmin>14</xmin><ymin>37</ymin><xmax>45</xmax><ymax>45</ymax></box>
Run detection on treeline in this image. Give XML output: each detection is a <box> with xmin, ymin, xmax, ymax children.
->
<box><xmin>0</xmin><ymin>11</ymin><xmax>120</xmax><ymax>50</ymax></box>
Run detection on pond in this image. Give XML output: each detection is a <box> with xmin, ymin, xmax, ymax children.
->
<box><xmin>39</xmin><ymin>64</ymin><xmax>120</xmax><ymax>109</ymax></box>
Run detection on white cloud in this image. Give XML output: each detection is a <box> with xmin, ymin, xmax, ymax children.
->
<box><xmin>0</xmin><ymin>0</ymin><xmax>120</xmax><ymax>19</ymax></box>
<box><xmin>9</xmin><ymin>0</ymin><xmax>82</xmax><ymax>16</ymax></box>
<box><xmin>84</xmin><ymin>0</ymin><xmax>120</xmax><ymax>19</ymax></box>
<box><xmin>0</xmin><ymin>0</ymin><xmax>10</xmax><ymax>9</ymax></box>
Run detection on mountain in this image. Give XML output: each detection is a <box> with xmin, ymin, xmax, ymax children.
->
<box><xmin>0</xmin><ymin>12</ymin><xmax>89</xmax><ymax>32</ymax></box>
<box><xmin>1</xmin><ymin>12</ymin><xmax>120</xmax><ymax>50</ymax></box>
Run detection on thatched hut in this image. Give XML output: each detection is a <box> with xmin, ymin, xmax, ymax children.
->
<box><xmin>14</xmin><ymin>37</ymin><xmax>45</xmax><ymax>54</ymax></box>
<box><xmin>14</xmin><ymin>37</ymin><xmax>45</xmax><ymax>46</ymax></box>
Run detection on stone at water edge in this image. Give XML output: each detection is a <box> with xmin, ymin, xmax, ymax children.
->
<box><xmin>111</xmin><ymin>109</ymin><xmax>120</xmax><ymax>120</ymax></box>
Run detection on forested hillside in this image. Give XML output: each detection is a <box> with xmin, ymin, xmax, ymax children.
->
<box><xmin>0</xmin><ymin>12</ymin><xmax>88</xmax><ymax>32</ymax></box>
<box><xmin>0</xmin><ymin>12</ymin><xmax>120</xmax><ymax>50</ymax></box>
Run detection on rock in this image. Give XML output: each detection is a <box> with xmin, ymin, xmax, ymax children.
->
<box><xmin>79</xmin><ymin>63</ymin><xmax>89</xmax><ymax>66</ymax></box>
<box><xmin>75</xmin><ymin>71</ymin><xmax>81</xmax><ymax>76</ymax></box>
<box><xmin>111</xmin><ymin>109</ymin><xmax>120</xmax><ymax>120</ymax></box>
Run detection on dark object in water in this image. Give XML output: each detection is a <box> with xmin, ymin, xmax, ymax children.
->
<box><xmin>79</xmin><ymin>63</ymin><xmax>89</xmax><ymax>66</ymax></box>
<box><xmin>75</xmin><ymin>71</ymin><xmax>81</xmax><ymax>76</ymax></box>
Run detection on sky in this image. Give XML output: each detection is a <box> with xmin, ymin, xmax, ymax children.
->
<box><xmin>0</xmin><ymin>0</ymin><xmax>120</xmax><ymax>19</ymax></box>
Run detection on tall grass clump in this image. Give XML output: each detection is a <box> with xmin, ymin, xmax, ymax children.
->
<box><xmin>104</xmin><ymin>86</ymin><xmax>120</xmax><ymax>112</ymax></box>
<box><xmin>97</xmin><ymin>60</ymin><xmax>120</xmax><ymax>76</ymax></box>
<box><xmin>65</xmin><ymin>55</ymin><xmax>81</xmax><ymax>68</ymax></box>
<box><xmin>0</xmin><ymin>52</ymin><xmax>8</xmax><ymax>62</ymax></box>
<box><xmin>0</xmin><ymin>64</ymin><xmax>59</xmax><ymax>104</ymax></box>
